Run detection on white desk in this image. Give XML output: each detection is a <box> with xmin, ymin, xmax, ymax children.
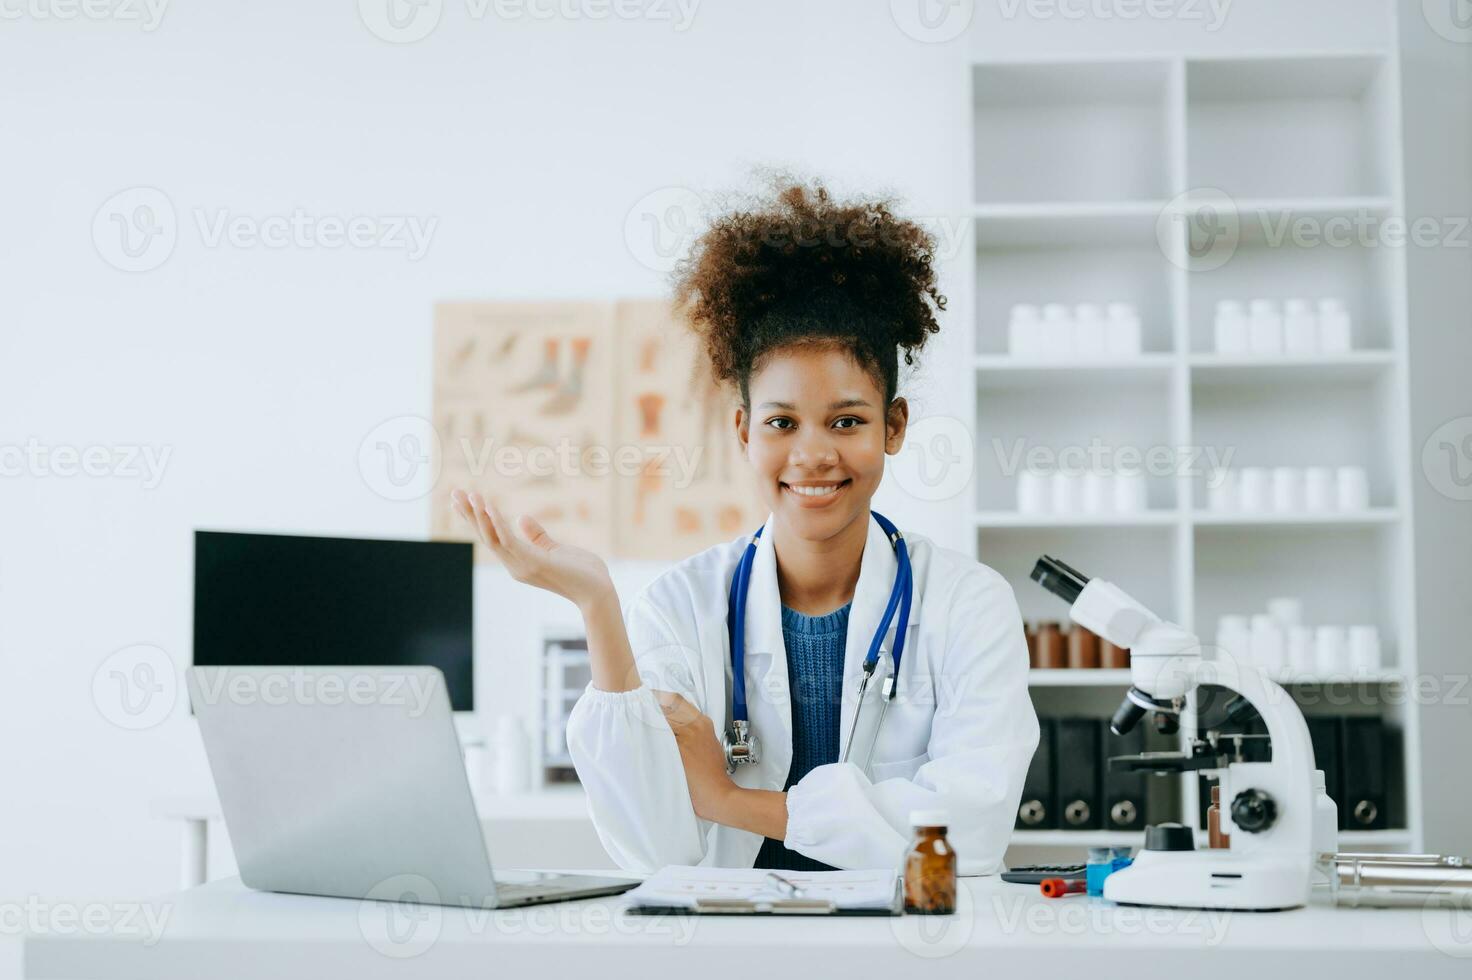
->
<box><xmin>25</xmin><ymin>875</ymin><xmax>1472</xmax><ymax>979</ymax></box>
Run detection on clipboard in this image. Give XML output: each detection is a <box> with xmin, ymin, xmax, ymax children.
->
<box><xmin>623</xmin><ymin>868</ymin><xmax>904</xmax><ymax>916</ymax></box>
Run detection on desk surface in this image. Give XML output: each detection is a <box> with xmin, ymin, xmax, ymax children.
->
<box><xmin>25</xmin><ymin>874</ymin><xmax>1472</xmax><ymax>979</ymax></box>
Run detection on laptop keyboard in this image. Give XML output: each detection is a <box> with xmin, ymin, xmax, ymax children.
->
<box><xmin>493</xmin><ymin>874</ymin><xmax>605</xmax><ymax>900</ymax></box>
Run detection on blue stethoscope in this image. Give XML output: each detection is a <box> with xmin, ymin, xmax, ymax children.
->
<box><xmin>722</xmin><ymin>510</ymin><xmax>913</xmax><ymax>773</ymax></box>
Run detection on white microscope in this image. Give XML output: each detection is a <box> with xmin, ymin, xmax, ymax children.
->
<box><xmin>1032</xmin><ymin>556</ymin><xmax>1317</xmax><ymax>911</ymax></box>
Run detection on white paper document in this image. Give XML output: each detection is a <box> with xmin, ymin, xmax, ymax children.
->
<box><xmin>626</xmin><ymin>866</ymin><xmax>902</xmax><ymax>913</ymax></box>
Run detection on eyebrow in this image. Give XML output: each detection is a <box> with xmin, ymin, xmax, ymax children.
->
<box><xmin>756</xmin><ymin>398</ymin><xmax>873</xmax><ymax>411</ymax></box>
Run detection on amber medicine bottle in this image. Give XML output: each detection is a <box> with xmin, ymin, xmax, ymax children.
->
<box><xmin>903</xmin><ymin>810</ymin><xmax>957</xmax><ymax>915</ymax></box>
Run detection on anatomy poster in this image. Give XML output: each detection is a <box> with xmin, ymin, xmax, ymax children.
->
<box><xmin>610</xmin><ymin>299</ymin><xmax>759</xmax><ymax>559</ymax></box>
<box><xmin>431</xmin><ymin>299</ymin><xmax>762</xmax><ymax>564</ymax></box>
<box><xmin>432</xmin><ymin>301</ymin><xmax>618</xmax><ymax>562</ymax></box>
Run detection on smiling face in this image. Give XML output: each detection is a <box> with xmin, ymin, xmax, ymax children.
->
<box><xmin>735</xmin><ymin>341</ymin><xmax>908</xmax><ymax>542</ymax></box>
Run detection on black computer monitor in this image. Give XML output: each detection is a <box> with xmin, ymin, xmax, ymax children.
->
<box><xmin>192</xmin><ymin>531</ymin><xmax>473</xmax><ymax>711</ymax></box>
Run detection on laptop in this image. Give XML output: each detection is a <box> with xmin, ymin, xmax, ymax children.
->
<box><xmin>187</xmin><ymin>665</ymin><xmax>639</xmax><ymax>908</ymax></box>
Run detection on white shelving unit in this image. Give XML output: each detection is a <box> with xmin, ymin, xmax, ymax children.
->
<box><xmin>967</xmin><ymin>41</ymin><xmax>1421</xmax><ymax>854</ymax></box>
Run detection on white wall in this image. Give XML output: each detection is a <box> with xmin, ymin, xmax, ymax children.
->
<box><xmin>1</xmin><ymin>2</ymin><xmax>1466</xmax><ymax>942</ymax></box>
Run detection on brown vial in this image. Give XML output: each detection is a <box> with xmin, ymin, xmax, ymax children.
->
<box><xmin>1066</xmin><ymin>625</ymin><xmax>1100</xmax><ymax>669</ymax></box>
<box><xmin>1101</xmin><ymin>640</ymin><xmax>1131</xmax><ymax>669</ymax></box>
<box><xmin>1033</xmin><ymin>622</ymin><xmax>1065</xmax><ymax>669</ymax></box>
<box><xmin>903</xmin><ymin>811</ymin><xmax>957</xmax><ymax>915</ymax></box>
<box><xmin>1207</xmin><ymin>783</ymin><xmax>1232</xmax><ymax>849</ymax></box>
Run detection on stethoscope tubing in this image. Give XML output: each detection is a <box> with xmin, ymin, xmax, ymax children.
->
<box><xmin>727</xmin><ymin>510</ymin><xmax>911</xmax><ymax>727</ymax></box>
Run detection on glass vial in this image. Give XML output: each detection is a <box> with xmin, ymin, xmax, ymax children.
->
<box><xmin>1207</xmin><ymin>783</ymin><xmax>1232</xmax><ymax>849</ymax></box>
<box><xmin>903</xmin><ymin>811</ymin><xmax>956</xmax><ymax>915</ymax></box>
<box><xmin>1085</xmin><ymin>846</ymin><xmax>1113</xmax><ymax>896</ymax></box>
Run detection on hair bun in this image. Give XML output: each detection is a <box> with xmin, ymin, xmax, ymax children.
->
<box><xmin>673</xmin><ymin>176</ymin><xmax>946</xmax><ymax>404</ymax></box>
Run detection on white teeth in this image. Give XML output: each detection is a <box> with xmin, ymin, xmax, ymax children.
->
<box><xmin>788</xmin><ymin>483</ymin><xmax>841</xmax><ymax>497</ymax></box>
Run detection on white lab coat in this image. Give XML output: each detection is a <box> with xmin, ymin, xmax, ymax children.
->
<box><xmin>565</xmin><ymin>511</ymin><xmax>1039</xmax><ymax>876</ymax></box>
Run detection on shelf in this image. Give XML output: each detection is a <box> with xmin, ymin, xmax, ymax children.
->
<box><xmin>971</xmin><ymin>201</ymin><xmax>1167</xmax><ymax>219</ymax></box>
<box><xmin>1012</xmin><ymin>824</ymin><xmax>1413</xmax><ymax>847</ymax></box>
<box><xmin>975</xmin><ymin>510</ymin><xmax>1179</xmax><ymax>529</ymax></box>
<box><xmin>1172</xmin><ymin>194</ymin><xmax>1394</xmax><ymax>217</ymax></box>
<box><xmin>1191</xmin><ymin>508</ymin><xmax>1400</xmax><ymax>527</ymax></box>
<box><xmin>973</xmin><ymin>377</ymin><xmax>1177</xmax><ymax>512</ymax></box>
<box><xmin>973</xmin><ymin>61</ymin><xmax>1171</xmax><ymax>204</ymax></box>
<box><xmin>1028</xmin><ymin>669</ymin><xmax>1132</xmax><ymax>688</ymax></box>
<box><xmin>972</xmin><ymin>46</ymin><xmax>1419</xmax><ymax>853</ymax></box>
<box><xmin>1010</xmin><ymin>829</ymin><xmax>1145</xmax><ymax>846</ymax></box>
<box><xmin>975</xmin><ymin>355</ymin><xmax>1174</xmax><ymax>389</ymax></box>
<box><xmin>1188</xmin><ymin>53</ymin><xmax>1388</xmax><ymax>99</ymax></box>
<box><xmin>980</xmin><ymin>523</ymin><xmax>1177</xmax><ymax>627</ymax></box>
<box><xmin>1009</xmin><ymin>828</ymin><xmax>1413</xmax><ymax>848</ymax></box>
<box><xmin>1188</xmin><ymin>351</ymin><xmax>1395</xmax><ymax>385</ymax></box>
<box><xmin>1186</xmin><ymin>55</ymin><xmax>1393</xmax><ymax>200</ymax></box>
<box><xmin>970</xmin><ymin>202</ymin><xmax>1166</xmax><ymax>247</ymax></box>
<box><xmin>1027</xmin><ymin>667</ymin><xmax>1405</xmax><ymax>689</ymax></box>
<box><xmin>1260</xmin><ymin>670</ymin><xmax>1406</xmax><ymax>686</ymax></box>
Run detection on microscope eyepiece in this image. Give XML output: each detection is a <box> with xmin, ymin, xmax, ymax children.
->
<box><xmin>1031</xmin><ymin>555</ymin><xmax>1090</xmax><ymax>605</ymax></box>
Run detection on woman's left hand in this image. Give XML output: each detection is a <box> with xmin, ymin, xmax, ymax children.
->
<box><xmin>654</xmin><ymin>691</ymin><xmax>735</xmax><ymax>822</ymax></box>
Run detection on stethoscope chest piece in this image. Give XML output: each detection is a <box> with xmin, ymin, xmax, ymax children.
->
<box><xmin>723</xmin><ymin>719</ymin><xmax>760</xmax><ymax>773</ymax></box>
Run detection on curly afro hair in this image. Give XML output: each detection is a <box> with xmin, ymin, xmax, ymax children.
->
<box><xmin>672</xmin><ymin>177</ymin><xmax>946</xmax><ymax>409</ymax></box>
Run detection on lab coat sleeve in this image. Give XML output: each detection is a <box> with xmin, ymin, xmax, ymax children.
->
<box><xmin>564</xmin><ymin>589</ymin><xmax>712</xmax><ymax>872</ymax></box>
<box><xmin>783</xmin><ymin>571</ymin><xmax>1039</xmax><ymax>875</ymax></box>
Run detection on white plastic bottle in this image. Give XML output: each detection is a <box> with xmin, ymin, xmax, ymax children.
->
<box><xmin>494</xmin><ymin>716</ymin><xmax>533</xmax><ymax>794</ymax></box>
<box><xmin>1248</xmin><ymin>298</ymin><xmax>1284</xmax><ymax>355</ymax></box>
<box><xmin>1074</xmin><ymin>302</ymin><xmax>1108</xmax><ymax>356</ymax></box>
<box><xmin>1283</xmin><ymin>298</ymin><xmax>1318</xmax><ymax>355</ymax></box>
<box><xmin>1042</xmin><ymin>303</ymin><xmax>1074</xmax><ymax>357</ymax></box>
<box><xmin>1008</xmin><ymin>303</ymin><xmax>1041</xmax><ymax>356</ymax></box>
<box><xmin>1317</xmin><ymin>298</ymin><xmax>1353</xmax><ymax>352</ymax></box>
<box><xmin>1214</xmin><ymin>300</ymin><xmax>1249</xmax><ymax>354</ymax></box>
<box><xmin>1312</xmin><ymin>769</ymin><xmax>1340</xmax><ymax>885</ymax></box>
<box><xmin>1105</xmin><ymin>302</ymin><xmax>1142</xmax><ymax>356</ymax></box>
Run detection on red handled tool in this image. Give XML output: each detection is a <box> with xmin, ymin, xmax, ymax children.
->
<box><xmin>1040</xmin><ymin>877</ymin><xmax>1087</xmax><ymax>898</ymax></box>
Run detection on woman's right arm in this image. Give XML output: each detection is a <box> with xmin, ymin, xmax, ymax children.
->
<box><xmin>451</xmin><ymin>490</ymin><xmax>709</xmax><ymax>871</ymax></box>
<box><xmin>565</xmin><ymin>589</ymin><xmax>711</xmax><ymax>871</ymax></box>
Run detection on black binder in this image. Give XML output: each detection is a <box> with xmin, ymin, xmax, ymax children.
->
<box><xmin>1306</xmin><ymin>715</ymin><xmax>1342</xmax><ymax>816</ymax></box>
<box><xmin>1056</xmin><ymin>717</ymin><xmax>1102</xmax><ymax>830</ymax></box>
<box><xmin>1339</xmin><ymin>717</ymin><xmax>1388</xmax><ymax>830</ymax></box>
<box><xmin>1101</xmin><ymin>719</ymin><xmax>1147</xmax><ymax>831</ymax></box>
<box><xmin>1016</xmin><ymin>717</ymin><xmax>1056</xmax><ymax>830</ymax></box>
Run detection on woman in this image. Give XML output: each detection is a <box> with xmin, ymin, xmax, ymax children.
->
<box><xmin>450</xmin><ymin>179</ymin><xmax>1038</xmax><ymax>875</ymax></box>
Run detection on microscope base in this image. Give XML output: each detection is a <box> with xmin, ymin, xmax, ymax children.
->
<box><xmin>1103</xmin><ymin>848</ymin><xmax>1310</xmax><ymax>911</ymax></box>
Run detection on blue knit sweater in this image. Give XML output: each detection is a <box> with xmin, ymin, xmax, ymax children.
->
<box><xmin>752</xmin><ymin>601</ymin><xmax>851</xmax><ymax>872</ymax></box>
